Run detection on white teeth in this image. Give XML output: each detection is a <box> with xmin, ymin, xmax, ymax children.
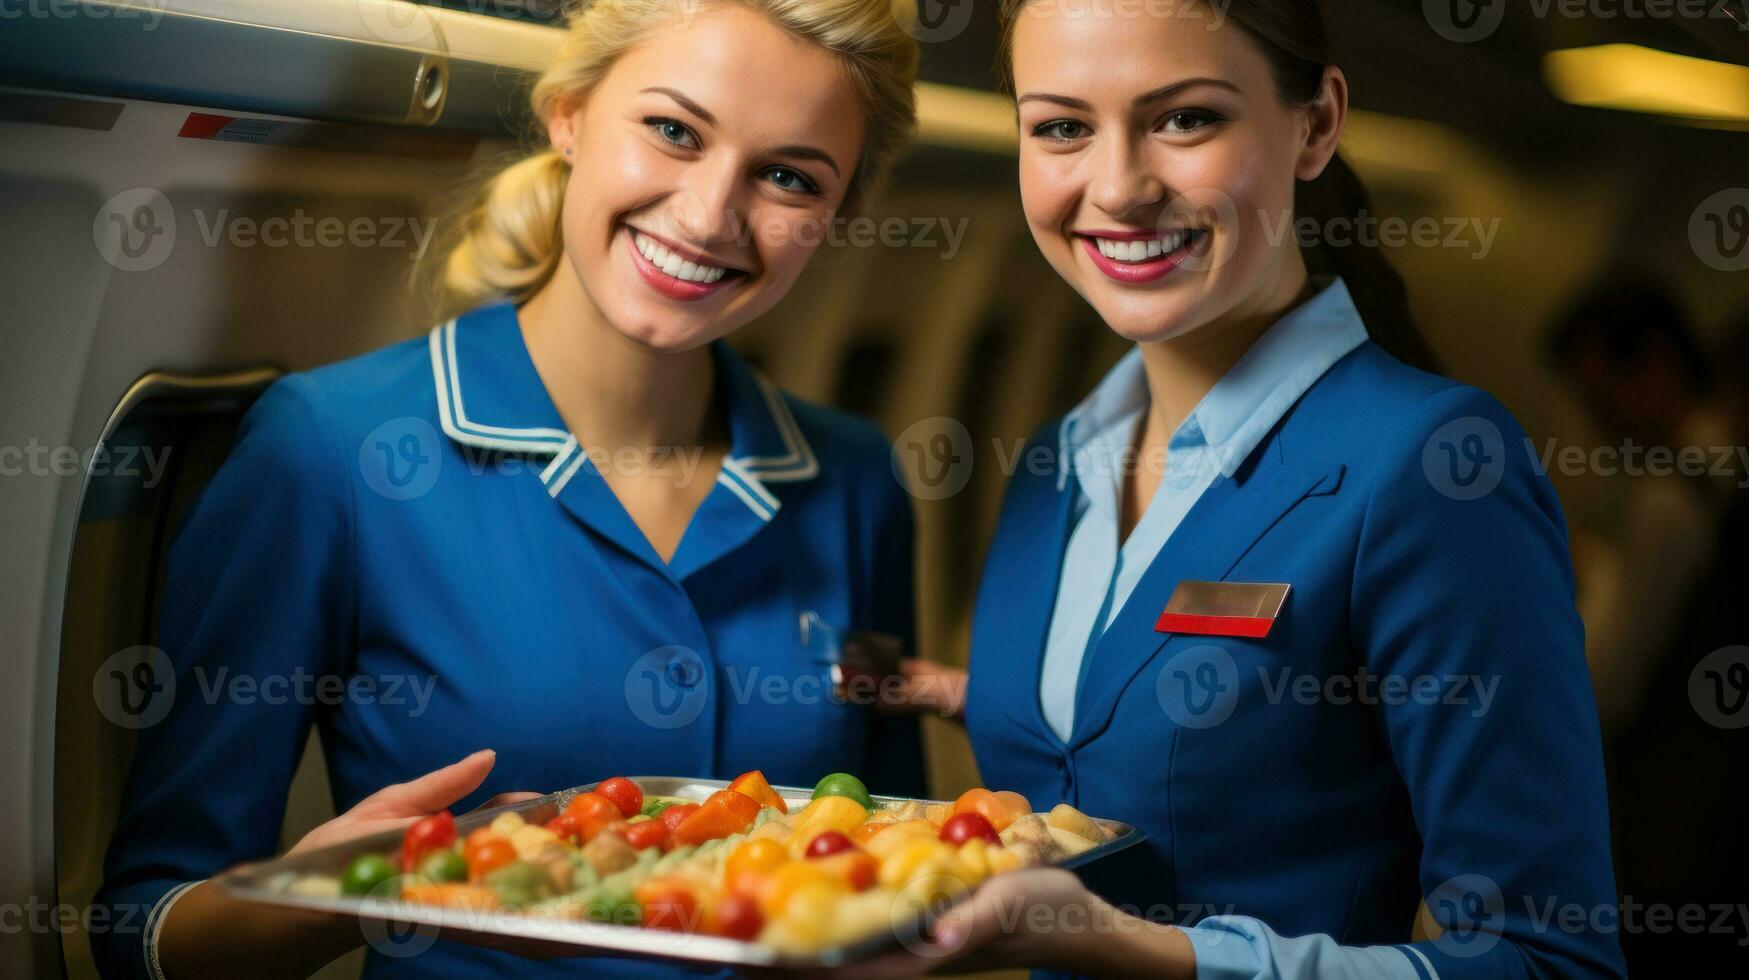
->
<box><xmin>632</xmin><ymin>230</ymin><xmax>729</xmax><ymax>283</ymax></box>
<box><xmin>1089</xmin><ymin>231</ymin><xmax>1194</xmax><ymax>263</ymax></box>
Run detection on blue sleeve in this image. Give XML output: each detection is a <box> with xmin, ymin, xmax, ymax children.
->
<box><xmin>856</xmin><ymin>445</ymin><xmax>927</xmax><ymax>800</ymax></box>
<box><xmin>91</xmin><ymin>376</ymin><xmax>355</xmax><ymax>980</ymax></box>
<box><xmin>1182</xmin><ymin>387</ymin><xmax>1624</xmax><ymax>980</ymax></box>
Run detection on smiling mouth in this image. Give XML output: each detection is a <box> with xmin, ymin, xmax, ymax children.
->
<box><xmin>630</xmin><ymin>228</ymin><xmax>744</xmax><ymax>283</ymax></box>
<box><xmin>625</xmin><ymin>227</ymin><xmax>747</xmax><ymax>301</ymax></box>
<box><xmin>1074</xmin><ymin>227</ymin><xmax>1208</xmax><ymax>284</ymax></box>
<box><xmin>1081</xmin><ymin>229</ymin><xmax>1205</xmax><ymax>263</ymax></box>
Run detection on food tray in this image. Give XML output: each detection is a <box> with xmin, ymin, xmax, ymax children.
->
<box><xmin>217</xmin><ymin>777</ymin><xmax>1146</xmax><ymax>968</ymax></box>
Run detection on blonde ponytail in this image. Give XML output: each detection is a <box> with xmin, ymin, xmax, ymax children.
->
<box><xmin>430</xmin><ymin>0</ymin><xmax>919</xmax><ymax>318</ymax></box>
<box><xmin>441</xmin><ymin>149</ymin><xmax>570</xmax><ymax>313</ymax></box>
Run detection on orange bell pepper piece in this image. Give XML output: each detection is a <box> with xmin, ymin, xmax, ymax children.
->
<box><xmin>672</xmin><ymin>789</ymin><xmax>763</xmax><ymax>846</ymax></box>
<box><xmin>727</xmin><ymin>769</ymin><xmax>789</xmax><ymax>814</ymax></box>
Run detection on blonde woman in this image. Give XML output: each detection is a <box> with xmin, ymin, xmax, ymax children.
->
<box><xmin>93</xmin><ymin>1</ymin><xmax>923</xmax><ymax>976</ymax></box>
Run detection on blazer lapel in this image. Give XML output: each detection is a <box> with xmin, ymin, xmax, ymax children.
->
<box><xmin>1067</xmin><ymin>438</ymin><xmax>1344</xmax><ymax>750</ymax></box>
<box><xmin>973</xmin><ymin>445</ymin><xmax>1080</xmax><ymax>742</ymax></box>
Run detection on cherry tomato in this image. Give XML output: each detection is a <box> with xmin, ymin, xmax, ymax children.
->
<box><xmin>939</xmin><ymin>812</ymin><xmax>1001</xmax><ymax>846</ymax></box>
<box><xmin>622</xmin><ymin>819</ymin><xmax>669</xmax><ymax>851</ymax></box>
<box><xmin>400</xmin><ymin>811</ymin><xmax>456</xmax><ymax>872</ymax></box>
<box><xmin>950</xmin><ymin>788</ymin><xmax>1021</xmax><ymax>833</ymax></box>
<box><xmin>545</xmin><ymin>813</ymin><xmax>582</xmax><ymax>844</ymax></box>
<box><xmin>467</xmin><ymin>837</ymin><xmax>517</xmax><ymax>882</ymax></box>
<box><xmin>803</xmin><ymin>830</ymin><xmax>854</xmax><ymax>859</ymax></box>
<box><xmin>724</xmin><ymin>838</ymin><xmax>790</xmax><ymax>897</ymax></box>
<box><xmin>705</xmin><ymin>892</ymin><xmax>763</xmax><ymax>941</ymax></box>
<box><xmin>658</xmin><ymin>802</ymin><xmax>700</xmax><ymax>836</ymax></box>
<box><xmin>641</xmin><ymin>887</ymin><xmax>701</xmax><ymax>932</ymax></box>
<box><xmin>564</xmin><ymin>792</ymin><xmax>623</xmax><ymax>840</ymax></box>
<box><xmin>595</xmin><ymin>777</ymin><xmax>644</xmax><ymax>819</ymax></box>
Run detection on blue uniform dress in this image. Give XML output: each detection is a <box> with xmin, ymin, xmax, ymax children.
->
<box><xmin>966</xmin><ymin>279</ymin><xmax>1625</xmax><ymax>979</ymax></box>
<box><xmin>92</xmin><ymin>300</ymin><xmax>924</xmax><ymax>980</ymax></box>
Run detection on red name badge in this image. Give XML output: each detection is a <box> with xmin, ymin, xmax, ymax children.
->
<box><xmin>1155</xmin><ymin>581</ymin><xmax>1291</xmax><ymax>638</ymax></box>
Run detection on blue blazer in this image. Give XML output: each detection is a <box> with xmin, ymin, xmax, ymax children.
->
<box><xmin>94</xmin><ymin>302</ymin><xmax>924</xmax><ymax>979</ymax></box>
<box><xmin>965</xmin><ymin>342</ymin><xmax>1625</xmax><ymax>979</ymax></box>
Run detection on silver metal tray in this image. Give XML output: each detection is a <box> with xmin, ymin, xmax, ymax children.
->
<box><xmin>217</xmin><ymin>777</ymin><xmax>1146</xmax><ymax>968</ymax></box>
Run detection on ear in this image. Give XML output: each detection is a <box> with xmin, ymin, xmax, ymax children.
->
<box><xmin>1296</xmin><ymin>66</ymin><xmax>1349</xmax><ymax>182</ymax></box>
<box><xmin>545</xmin><ymin>98</ymin><xmax>583</xmax><ymax>155</ymax></box>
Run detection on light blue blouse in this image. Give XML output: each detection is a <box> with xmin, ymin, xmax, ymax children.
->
<box><xmin>1039</xmin><ymin>277</ymin><xmax>1369</xmax><ymax>743</ymax></box>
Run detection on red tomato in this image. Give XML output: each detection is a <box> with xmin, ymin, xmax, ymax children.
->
<box><xmin>939</xmin><ymin>812</ymin><xmax>1001</xmax><ymax>846</ymax></box>
<box><xmin>641</xmin><ymin>887</ymin><xmax>701</xmax><ymax>932</ymax></box>
<box><xmin>622</xmin><ymin>819</ymin><xmax>669</xmax><ymax>851</ymax></box>
<box><xmin>804</xmin><ymin>830</ymin><xmax>854</xmax><ymax>859</ymax></box>
<box><xmin>658</xmin><ymin>803</ymin><xmax>700</xmax><ymax>836</ymax></box>
<box><xmin>545</xmin><ymin>813</ymin><xmax>581</xmax><ymax>844</ymax></box>
<box><xmin>401</xmin><ymin>811</ymin><xmax>456</xmax><ymax>872</ymax></box>
<box><xmin>467</xmin><ymin>838</ymin><xmax>517</xmax><ymax>882</ymax></box>
<box><xmin>564</xmin><ymin>792</ymin><xmax>622</xmax><ymax>840</ymax></box>
<box><xmin>706</xmin><ymin>892</ymin><xmax>763</xmax><ymax>941</ymax></box>
<box><xmin>595</xmin><ymin>777</ymin><xmax>644</xmax><ymax>818</ymax></box>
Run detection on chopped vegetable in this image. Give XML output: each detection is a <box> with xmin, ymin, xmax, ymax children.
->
<box><xmin>727</xmin><ymin>770</ymin><xmax>789</xmax><ymax>814</ymax></box>
<box><xmin>416</xmin><ymin>849</ymin><xmax>469</xmax><ymax>883</ymax></box>
<box><xmin>400</xmin><ymin>811</ymin><xmax>456</xmax><ymax>872</ymax></box>
<box><xmin>810</xmin><ymin>772</ymin><xmax>874</xmax><ymax>810</ymax></box>
<box><xmin>340</xmin><ymin>853</ymin><xmax>397</xmax><ymax>897</ymax></box>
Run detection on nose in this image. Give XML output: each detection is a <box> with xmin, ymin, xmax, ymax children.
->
<box><xmin>1087</xmin><ymin>136</ymin><xmax>1165</xmax><ymax>221</ymax></box>
<box><xmin>667</xmin><ymin>157</ymin><xmax>745</xmax><ymax>247</ymax></box>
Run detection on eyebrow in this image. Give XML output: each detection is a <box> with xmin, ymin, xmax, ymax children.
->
<box><xmin>640</xmin><ymin>86</ymin><xmax>842</xmax><ymax>179</ymax></box>
<box><xmin>1016</xmin><ymin>77</ymin><xmax>1243</xmax><ymax>112</ymax></box>
<box><xmin>770</xmin><ymin>144</ymin><xmax>842</xmax><ymax>178</ymax></box>
<box><xmin>642</xmin><ymin>87</ymin><xmax>717</xmax><ymax>126</ymax></box>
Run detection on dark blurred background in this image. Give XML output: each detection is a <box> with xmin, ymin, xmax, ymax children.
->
<box><xmin>2</xmin><ymin>0</ymin><xmax>1745</xmax><ymax>976</ymax></box>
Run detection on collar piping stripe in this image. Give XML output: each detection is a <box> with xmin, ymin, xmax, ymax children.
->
<box><xmin>430</xmin><ymin>320</ymin><xmax>571</xmax><ymax>455</ymax></box>
<box><xmin>428</xmin><ymin>318</ymin><xmax>819</xmax><ymax>519</ymax></box>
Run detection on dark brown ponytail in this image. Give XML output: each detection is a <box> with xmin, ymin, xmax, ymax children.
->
<box><xmin>1296</xmin><ymin>152</ymin><xmax>1441</xmax><ymax>372</ymax></box>
<box><xmin>1226</xmin><ymin>0</ymin><xmax>1440</xmax><ymax>372</ymax></box>
<box><xmin>995</xmin><ymin>0</ymin><xmax>1441</xmax><ymax>372</ymax></box>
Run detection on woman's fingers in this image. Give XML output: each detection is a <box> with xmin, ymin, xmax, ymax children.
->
<box><xmin>874</xmin><ymin>661</ymin><xmax>968</xmax><ymax>719</ymax></box>
<box><xmin>289</xmin><ymin>749</ymin><xmax>502</xmax><ymax>855</ymax></box>
<box><xmin>370</xmin><ymin>748</ymin><xmax>499</xmax><ymax>814</ymax></box>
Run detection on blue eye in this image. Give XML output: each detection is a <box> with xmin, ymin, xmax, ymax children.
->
<box><xmin>763</xmin><ymin>166</ymin><xmax>820</xmax><ymax>196</ymax></box>
<box><xmin>1033</xmin><ymin>119</ymin><xmax>1090</xmax><ymax>142</ymax></box>
<box><xmin>646</xmin><ymin>116</ymin><xmax>699</xmax><ymax>149</ymax></box>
